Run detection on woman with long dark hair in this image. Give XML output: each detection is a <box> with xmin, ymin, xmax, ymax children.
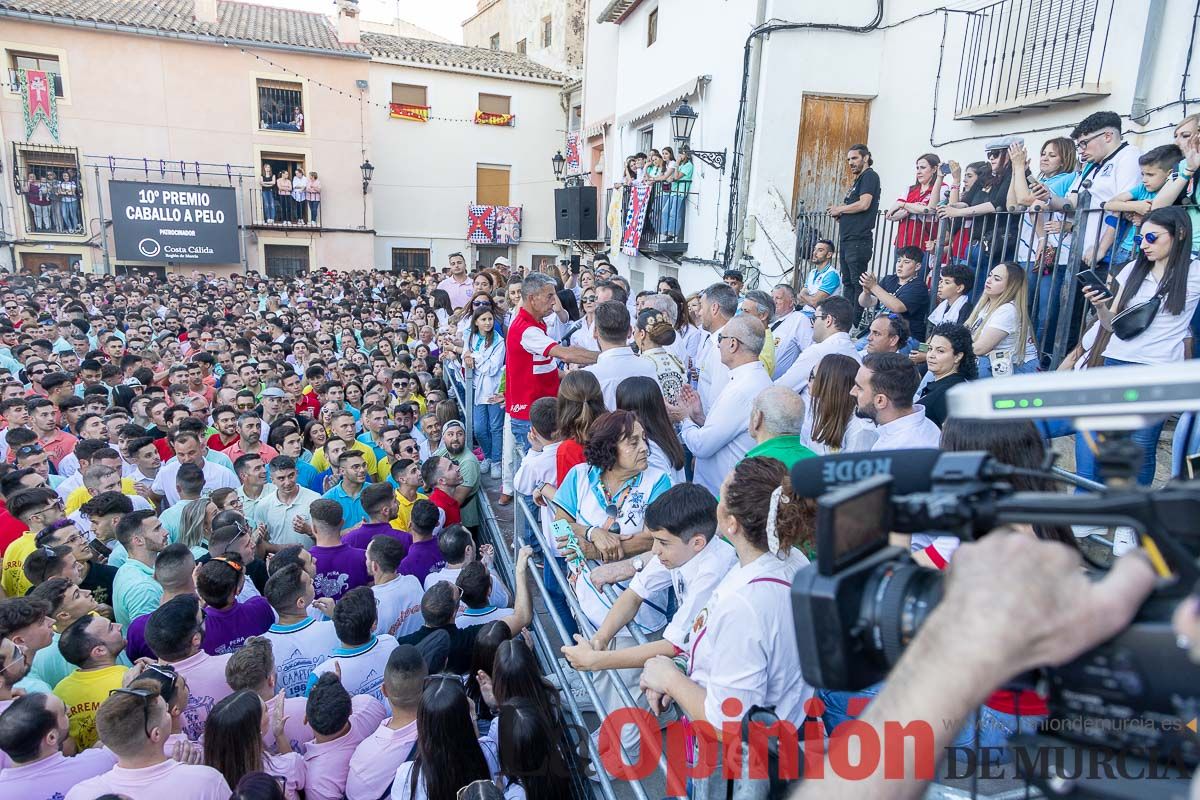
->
<box><xmin>204</xmin><ymin>689</ymin><xmax>304</xmax><ymax>799</ymax></box>
<box><xmin>914</xmin><ymin>322</ymin><xmax>978</xmax><ymax>427</ymax></box>
<box><xmin>392</xmin><ymin>675</ymin><xmax>496</xmax><ymax>800</ymax></box>
<box><xmin>800</xmin><ymin>353</ymin><xmax>875</xmax><ymax>454</ymax></box>
<box><xmin>1081</xmin><ymin>205</ymin><xmax>1200</xmax><ymax>485</ymax></box>
<box><xmin>495</xmin><ymin>697</ymin><xmax>573</xmax><ymax>800</ymax></box>
<box><xmin>467</xmin><ymin>620</ymin><xmax>512</xmax><ymax>724</ymax></box>
<box><xmin>553</xmin><ymin>370</ymin><xmax>606</xmax><ymax>483</ymax></box>
<box><xmin>886</xmin><ymin>153</ymin><xmax>942</xmax><ymax>255</ymax></box>
<box><xmin>465</xmin><ymin>305</ymin><xmax>506</xmax><ymax>477</ymax></box>
<box><xmin>429</xmin><ymin>289</ymin><xmax>454</xmax><ymax>329</ymax></box>
<box><xmin>616</xmin><ymin>375</ymin><xmax>685</xmax><ymax>481</ymax></box>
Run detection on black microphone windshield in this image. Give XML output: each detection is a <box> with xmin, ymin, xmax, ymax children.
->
<box><xmin>790</xmin><ymin>449</ymin><xmax>943</xmax><ymax>498</ymax></box>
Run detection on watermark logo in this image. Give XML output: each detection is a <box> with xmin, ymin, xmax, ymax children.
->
<box><xmin>137</xmin><ymin>237</ymin><xmax>161</xmax><ymax>258</ymax></box>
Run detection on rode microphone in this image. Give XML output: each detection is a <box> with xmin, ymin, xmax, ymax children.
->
<box><xmin>790</xmin><ymin>449</ymin><xmax>943</xmax><ymax>499</ymax></box>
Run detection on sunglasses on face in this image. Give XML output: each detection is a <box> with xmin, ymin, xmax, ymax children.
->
<box><xmin>1134</xmin><ymin>231</ymin><xmax>1161</xmax><ymax>245</ymax></box>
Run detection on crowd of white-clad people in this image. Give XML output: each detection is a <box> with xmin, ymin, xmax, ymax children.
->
<box><xmin>0</xmin><ymin>108</ymin><xmax>1199</xmax><ymax>800</ymax></box>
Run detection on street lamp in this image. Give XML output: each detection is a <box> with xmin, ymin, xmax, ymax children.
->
<box><xmin>669</xmin><ymin>102</ymin><xmax>726</xmax><ymax>171</ymax></box>
<box><xmin>551</xmin><ymin>150</ymin><xmax>566</xmax><ymax>180</ymax></box>
<box><xmin>360</xmin><ymin>159</ymin><xmax>375</xmax><ymax>194</ymax></box>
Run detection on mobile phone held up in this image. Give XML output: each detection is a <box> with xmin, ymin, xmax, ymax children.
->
<box><xmin>939</xmin><ymin>163</ymin><xmax>952</xmax><ymax>176</ymax></box>
<box><xmin>1076</xmin><ymin>268</ymin><xmax>1114</xmax><ymax>301</ymax></box>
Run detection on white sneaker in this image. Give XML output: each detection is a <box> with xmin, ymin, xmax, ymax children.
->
<box><xmin>490</xmin><ymin>461</ymin><xmax>501</xmax><ymax>479</ymax></box>
<box><xmin>1112</xmin><ymin>526</ymin><xmax>1138</xmax><ymax>557</ymax></box>
<box><xmin>479</xmin><ymin>458</ymin><xmax>492</xmax><ymax>474</ymax></box>
<box><xmin>554</xmin><ymin>658</ymin><xmax>595</xmax><ymax>713</ymax></box>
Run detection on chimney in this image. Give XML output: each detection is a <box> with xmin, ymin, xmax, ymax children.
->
<box><xmin>336</xmin><ymin>0</ymin><xmax>360</xmax><ymax>45</ymax></box>
<box><xmin>194</xmin><ymin>0</ymin><xmax>217</xmax><ymax>25</ymax></box>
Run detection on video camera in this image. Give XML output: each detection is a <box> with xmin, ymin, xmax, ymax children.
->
<box><xmin>790</xmin><ymin>363</ymin><xmax>1200</xmax><ymax>796</ymax></box>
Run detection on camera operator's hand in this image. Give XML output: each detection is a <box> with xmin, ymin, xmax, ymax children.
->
<box><xmin>938</xmin><ymin>530</ymin><xmax>1155</xmax><ymax>679</ymax></box>
<box><xmin>795</xmin><ymin>530</ymin><xmax>1156</xmax><ymax>800</ymax></box>
<box><xmin>1172</xmin><ymin>595</ymin><xmax>1200</xmax><ymax>664</ymax></box>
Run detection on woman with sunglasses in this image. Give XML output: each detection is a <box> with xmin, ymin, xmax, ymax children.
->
<box><xmin>391</xmin><ymin>675</ymin><xmax>498</xmax><ymax>800</ymax></box>
<box><xmin>938</xmin><ymin>143</ymin><xmax>1017</xmax><ymax>303</ymax></box>
<box><xmin>1080</xmin><ymin>206</ymin><xmax>1200</xmax><ymax>486</ymax></box>
<box><xmin>568</xmin><ymin>287</ymin><xmax>600</xmax><ymax>351</ymax></box>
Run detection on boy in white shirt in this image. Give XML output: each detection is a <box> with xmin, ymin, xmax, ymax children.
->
<box><xmin>366</xmin><ymin>537</ymin><xmax>423</xmax><ymax>638</ymax></box>
<box><xmin>559</xmin><ymin>483</ymin><xmax>736</xmax><ymax>756</ymax></box>
<box><xmin>423</xmin><ymin>525</ymin><xmax>509</xmax><ymax>608</ymax></box>
<box><xmin>512</xmin><ymin>397</ymin><xmax>561</xmax><ymax>551</ymax></box>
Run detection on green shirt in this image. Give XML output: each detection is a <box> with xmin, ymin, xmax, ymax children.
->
<box><xmin>434</xmin><ymin>446</ymin><xmax>481</xmax><ymax>527</ymax></box>
<box><xmin>672</xmin><ymin>160</ymin><xmax>694</xmax><ymax>193</ymax></box>
<box><xmin>113</xmin><ymin>559</ymin><xmax>163</xmax><ymax>627</ymax></box>
<box><xmin>744</xmin><ymin>436</ymin><xmax>817</xmax><ymax>470</ymax></box>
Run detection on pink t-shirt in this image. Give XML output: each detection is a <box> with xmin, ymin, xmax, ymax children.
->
<box><xmin>301</xmin><ymin>694</ymin><xmax>389</xmax><ymax>800</ymax></box>
<box><xmin>167</xmin><ymin>649</ymin><xmax>233</xmax><ymax>740</ymax></box>
<box><xmin>0</xmin><ymin>749</ymin><xmax>118</xmax><ymax>800</ymax></box>
<box><xmin>264</xmin><ymin>693</ymin><xmax>314</xmax><ymax>755</ymax></box>
<box><xmin>346</xmin><ymin>717</ymin><xmax>418</xmax><ymax>800</ymax></box>
<box><xmin>264</xmin><ymin>750</ymin><xmax>307</xmax><ymax>800</ymax></box>
<box><xmin>64</xmin><ymin>758</ymin><xmax>231</xmax><ymax>800</ymax></box>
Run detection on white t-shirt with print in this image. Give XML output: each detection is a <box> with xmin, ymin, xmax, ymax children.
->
<box><xmin>977</xmin><ymin>302</ymin><xmax>1039</xmax><ymax>363</ymax></box>
<box><xmin>1104</xmin><ymin>260</ymin><xmax>1200</xmax><ymax>364</ymax></box>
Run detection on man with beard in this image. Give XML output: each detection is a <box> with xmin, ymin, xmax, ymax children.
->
<box><xmin>850</xmin><ymin>352</ymin><xmax>940</xmax><ymax>451</ymax></box>
<box><xmin>431</xmin><ymin>420</ymin><xmax>479</xmax><ymax>531</ymax></box>
<box><xmin>828</xmin><ymin>144</ymin><xmax>880</xmax><ymax>299</ymax></box>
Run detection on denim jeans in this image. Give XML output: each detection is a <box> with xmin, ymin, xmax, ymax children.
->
<box><xmin>661</xmin><ymin>193</ymin><xmax>684</xmax><ymax>237</ymax></box>
<box><xmin>1098</xmin><ymin>357</ymin><xmax>1164</xmax><ymax>486</ymax></box>
<box><xmin>471</xmin><ymin>402</ymin><xmax>504</xmax><ymax>462</ymax></box>
<box><xmin>308</xmin><ymin>199</ymin><xmax>320</xmax><ymax>225</ymax></box>
<box><xmin>508</xmin><ymin>417</ymin><xmax>537</xmax><ymax>554</ymax></box>
<box><xmin>977</xmin><ymin>353</ymin><xmax>1040</xmax><ymax>378</ymax></box>
<box><xmin>262</xmin><ymin>191</ymin><xmax>276</xmax><ymax>222</ymax></box>
<box><xmin>61</xmin><ymin>199</ymin><xmax>80</xmax><ymax>231</ymax></box>
<box><xmin>965</xmin><ymin>242</ymin><xmax>989</xmax><ymax>305</ymax></box>
<box><xmin>818</xmin><ymin>686</ymin><xmax>1043</xmax><ymax>765</ymax></box>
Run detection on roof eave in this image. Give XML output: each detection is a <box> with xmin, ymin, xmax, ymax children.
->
<box><xmin>0</xmin><ymin>7</ymin><xmax>371</xmax><ymax>59</ymax></box>
<box><xmin>366</xmin><ymin>52</ymin><xmax>568</xmax><ymax>85</ymax></box>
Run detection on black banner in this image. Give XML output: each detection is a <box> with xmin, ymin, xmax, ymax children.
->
<box><xmin>109</xmin><ymin>180</ymin><xmax>239</xmax><ymax>265</ymax></box>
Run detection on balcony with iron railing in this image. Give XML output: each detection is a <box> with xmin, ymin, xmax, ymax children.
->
<box><xmin>249</xmin><ymin>186</ymin><xmax>323</xmax><ymax>228</ymax></box>
<box><xmin>606</xmin><ymin>182</ymin><xmax>696</xmax><ymax>258</ymax></box>
<box><xmin>954</xmin><ymin>0</ymin><xmax>1114</xmax><ymax>119</ymax></box>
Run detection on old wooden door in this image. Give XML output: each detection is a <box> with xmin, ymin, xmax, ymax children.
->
<box><xmin>790</xmin><ymin>96</ymin><xmax>872</xmax><ymax>219</ymax></box>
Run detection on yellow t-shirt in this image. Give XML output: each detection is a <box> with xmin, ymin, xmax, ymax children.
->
<box><xmin>391</xmin><ymin>490</ymin><xmax>428</xmax><ymax>532</ymax></box>
<box><xmin>54</xmin><ymin>664</ymin><xmax>128</xmax><ymax>749</ymax></box>
<box><xmin>64</xmin><ymin>478</ymin><xmax>139</xmax><ymax>516</ymax></box>
<box><xmin>759</xmin><ymin>328</ymin><xmax>776</xmax><ymax>376</ymax></box>
<box><xmin>309</xmin><ymin>440</ymin><xmax>378</xmax><ymax>475</ymax></box>
<box><xmin>1</xmin><ymin>531</ymin><xmax>35</xmax><ymax>598</ymax></box>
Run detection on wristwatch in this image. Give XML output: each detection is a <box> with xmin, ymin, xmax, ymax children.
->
<box><xmin>632</xmin><ymin>556</ymin><xmax>645</xmax><ymax>572</ymax></box>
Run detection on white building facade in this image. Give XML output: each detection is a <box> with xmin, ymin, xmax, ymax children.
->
<box><xmin>363</xmin><ymin>33</ymin><xmax>568</xmax><ymax>273</ymax></box>
<box><xmin>580</xmin><ymin>0</ymin><xmax>1197</xmax><ymax>294</ymax></box>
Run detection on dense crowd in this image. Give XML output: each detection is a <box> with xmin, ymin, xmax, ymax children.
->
<box><xmin>0</xmin><ymin>107</ymin><xmax>1197</xmax><ymax>800</ymax></box>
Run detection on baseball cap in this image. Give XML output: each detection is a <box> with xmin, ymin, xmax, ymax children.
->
<box><xmin>493</xmin><ymin>257</ymin><xmax>511</xmax><ymax>268</ymax></box>
<box><xmin>441</xmin><ymin>420</ymin><xmax>465</xmax><ymax>434</ymax></box>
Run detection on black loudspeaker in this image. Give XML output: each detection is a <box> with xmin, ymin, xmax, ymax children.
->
<box><xmin>555</xmin><ymin>186</ymin><xmax>598</xmax><ymax>241</ymax></box>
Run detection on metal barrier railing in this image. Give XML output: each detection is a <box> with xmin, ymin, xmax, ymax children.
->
<box><xmin>793</xmin><ymin>194</ymin><xmax>1197</xmax><ymax>369</ymax></box>
<box><xmin>444</xmin><ymin>364</ymin><xmax>663</xmax><ymax>798</ymax></box>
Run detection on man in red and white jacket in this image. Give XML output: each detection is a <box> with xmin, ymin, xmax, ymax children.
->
<box><xmin>504</xmin><ymin>271</ymin><xmax>597</xmax><ymax>460</ymax></box>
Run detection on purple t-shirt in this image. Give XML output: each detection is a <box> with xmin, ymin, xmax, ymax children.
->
<box><xmin>398</xmin><ymin>537</ymin><xmax>445</xmax><ymax>585</ymax></box>
<box><xmin>310</xmin><ymin>543</ymin><xmax>371</xmax><ymax>601</ymax></box>
<box><xmin>341</xmin><ymin>521</ymin><xmax>413</xmax><ymax>552</ymax></box>
<box><xmin>125</xmin><ymin>612</ymin><xmax>155</xmax><ymax>661</ymax></box>
<box><xmin>202</xmin><ymin>596</ymin><xmax>275</xmax><ymax>655</ymax></box>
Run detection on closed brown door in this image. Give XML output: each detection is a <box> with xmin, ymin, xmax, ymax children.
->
<box><xmin>791</xmin><ymin>96</ymin><xmax>872</xmax><ymax>219</ymax></box>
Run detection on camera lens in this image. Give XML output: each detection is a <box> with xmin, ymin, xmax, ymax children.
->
<box><xmin>860</xmin><ymin>561</ymin><xmax>944</xmax><ymax>668</ymax></box>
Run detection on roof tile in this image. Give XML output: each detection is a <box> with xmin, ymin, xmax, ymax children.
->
<box><xmin>362</xmin><ymin>31</ymin><xmax>566</xmax><ymax>82</ymax></box>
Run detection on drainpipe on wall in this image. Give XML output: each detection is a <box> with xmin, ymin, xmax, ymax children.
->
<box><xmin>729</xmin><ymin>0</ymin><xmax>769</xmax><ymax>271</ymax></box>
<box><xmin>1130</xmin><ymin>0</ymin><xmax>1167</xmax><ymax>123</ymax></box>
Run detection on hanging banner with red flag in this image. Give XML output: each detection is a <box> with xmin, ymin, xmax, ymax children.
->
<box><xmin>565</xmin><ymin>131</ymin><xmax>582</xmax><ymax>175</ymax></box>
<box><xmin>621</xmin><ymin>184</ymin><xmax>652</xmax><ymax>256</ymax></box>
<box><xmin>474</xmin><ymin>110</ymin><xmax>514</xmax><ymax>126</ymax></box>
<box><xmin>389</xmin><ymin>103</ymin><xmax>429</xmax><ymax>122</ymax></box>
<box><xmin>467</xmin><ymin>204</ymin><xmax>496</xmax><ymax>244</ymax></box>
<box><xmin>19</xmin><ymin>69</ymin><xmax>58</xmax><ymax>141</ymax></box>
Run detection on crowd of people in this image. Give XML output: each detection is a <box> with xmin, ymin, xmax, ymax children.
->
<box><xmin>0</xmin><ymin>105</ymin><xmax>1196</xmax><ymax>800</ymax></box>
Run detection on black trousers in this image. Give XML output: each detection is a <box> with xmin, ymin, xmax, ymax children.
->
<box><xmin>839</xmin><ymin>235</ymin><xmax>873</xmax><ymax>298</ymax></box>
